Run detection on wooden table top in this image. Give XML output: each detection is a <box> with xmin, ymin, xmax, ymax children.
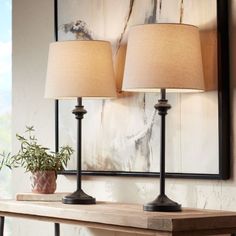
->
<box><xmin>0</xmin><ymin>200</ymin><xmax>236</xmax><ymax>235</ymax></box>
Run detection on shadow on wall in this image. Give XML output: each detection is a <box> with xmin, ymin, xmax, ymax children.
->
<box><xmin>200</xmin><ymin>28</ymin><xmax>217</xmax><ymax>90</ymax></box>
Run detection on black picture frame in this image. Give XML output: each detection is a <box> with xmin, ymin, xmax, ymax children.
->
<box><xmin>54</xmin><ymin>0</ymin><xmax>230</xmax><ymax>180</ymax></box>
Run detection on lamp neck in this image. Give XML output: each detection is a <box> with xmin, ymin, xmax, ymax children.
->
<box><xmin>161</xmin><ymin>88</ymin><xmax>166</xmax><ymax>100</ymax></box>
<box><xmin>154</xmin><ymin>89</ymin><xmax>171</xmax><ymax>196</ymax></box>
<box><xmin>72</xmin><ymin>97</ymin><xmax>87</xmax><ymax>190</ymax></box>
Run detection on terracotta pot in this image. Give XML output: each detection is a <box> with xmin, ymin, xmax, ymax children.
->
<box><xmin>30</xmin><ymin>171</ymin><xmax>57</xmax><ymax>194</ymax></box>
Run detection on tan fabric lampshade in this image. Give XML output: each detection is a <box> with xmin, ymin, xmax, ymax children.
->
<box><xmin>122</xmin><ymin>24</ymin><xmax>204</xmax><ymax>92</ymax></box>
<box><xmin>45</xmin><ymin>40</ymin><xmax>116</xmax><ymax>99</ymax></box>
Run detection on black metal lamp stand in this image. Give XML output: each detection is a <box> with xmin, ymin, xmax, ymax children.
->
<box><xmin>143</xmin><ymin>89</ymin><xmax>181</xmax><ymax>212</ymax></box>
<box><xmin>62</xmin><ymin>97</ymin><xmax>96</xmax><ymax>204</ymax></box>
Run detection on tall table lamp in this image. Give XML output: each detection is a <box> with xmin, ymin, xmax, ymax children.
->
<box><xmin>45</xmin><ymin>40</ymin><xmax>116</xmax><ymax>204</ymax></box>
<box><xmin>122</xmin><ymin>24</ymin><xmax>204</xmax><ymax>212</ymax></box>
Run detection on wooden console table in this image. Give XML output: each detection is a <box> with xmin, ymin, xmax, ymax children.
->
<box><xmin>0</xmin><ymin>200</ymin><xmax>236</xmax><ymax>236</ymax></box>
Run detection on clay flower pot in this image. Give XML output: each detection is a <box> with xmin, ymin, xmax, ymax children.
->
<box><xmin>30</xmin><ymin>171</ymin><xmax>57</xmax><ymax>194</ymax></box>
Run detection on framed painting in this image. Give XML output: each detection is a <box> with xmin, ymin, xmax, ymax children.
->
<box><xmin>54</xmin><ymin>0</ymin><xmax>230</xmax><ymax>179</ymax></box>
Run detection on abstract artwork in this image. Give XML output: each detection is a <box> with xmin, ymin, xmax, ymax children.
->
<box><xmin>56</xmin><ymin>0</ymin><xmax>229</xmax><ymax>178</ymax></box>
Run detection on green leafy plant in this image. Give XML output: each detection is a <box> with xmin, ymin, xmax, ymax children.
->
<box><xmin>0</xmin><ymin>153</ymin><xmax>7</xmax><ymax>171</ymax></box>
<box><xmin>0</xmin><ymin>126</ymin><xmax>74</xmax><ymax>173</ymax></box>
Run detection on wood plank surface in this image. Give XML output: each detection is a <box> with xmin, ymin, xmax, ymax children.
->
<box><xmin>0</xmin><ymin>200</ymin><xmax>236</xmax><ymax>234</ymax></box>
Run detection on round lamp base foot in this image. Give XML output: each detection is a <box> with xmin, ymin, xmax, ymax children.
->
<box><xmin>62</xmin><ymin>189</ymin><xmax>96</xmax><ymax>204</ymax></box>
<box><xmin>144</xmin><ymin>194</ymin><xmax>181</xmax><ymax>212</ymax></box>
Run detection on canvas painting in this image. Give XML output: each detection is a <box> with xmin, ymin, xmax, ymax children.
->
<box><xmin>57</xmin><ymin>0</ymin><xmax>220</xmax><ymax>175</ymax></box>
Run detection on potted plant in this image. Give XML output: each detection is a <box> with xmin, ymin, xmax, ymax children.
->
<box><xmin>0</xmin><ymin>126</ymin><xmax>73</xmax><ymax>194</ymax></box>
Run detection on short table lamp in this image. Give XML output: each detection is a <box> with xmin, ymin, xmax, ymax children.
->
<box><xmin>122</xmin><ymin>24</ymin><xmax>204</xmax><ymax>212</ymax></box>
<box><xmin>45</xmin><ymin>40</ymin><xmax>116</xmax><ymax>204</ymax></box>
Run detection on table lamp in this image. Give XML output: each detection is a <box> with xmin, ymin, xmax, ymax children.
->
<box><xmin>45</xmin><ymin>40</ymin><xmax>116</xmax><ymax>204</ymax></box>
<box><xmin>122</xmin><ymin>24</ymin><xmax>204</xmax><ymax>212</ymax></box>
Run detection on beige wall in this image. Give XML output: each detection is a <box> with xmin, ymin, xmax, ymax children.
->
<box><xmin>12</xmin><ymin>0</ymin><xmax>236</xmax><ymax>235</ymax></box>
<box><xmin>12</xmin><ymin>0</ymin><xmax>55</xmax><ymax>234</ymax></box>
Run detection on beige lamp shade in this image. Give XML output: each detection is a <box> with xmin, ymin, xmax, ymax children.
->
<box><xmin>122</xmin><ymin>24</ymin><xmax>204</xmax><ymax>92</ymax></box>
<box><xmin>45</xmin><ymin>40</ymin><xmax>116</xmax><ymax>99</ymax></box>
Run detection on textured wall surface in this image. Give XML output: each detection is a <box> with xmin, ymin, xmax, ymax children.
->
<box><xmin>12</xmin><ymin>0</ymin><xmax>236</xmax><ymax>235</ymax></box>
